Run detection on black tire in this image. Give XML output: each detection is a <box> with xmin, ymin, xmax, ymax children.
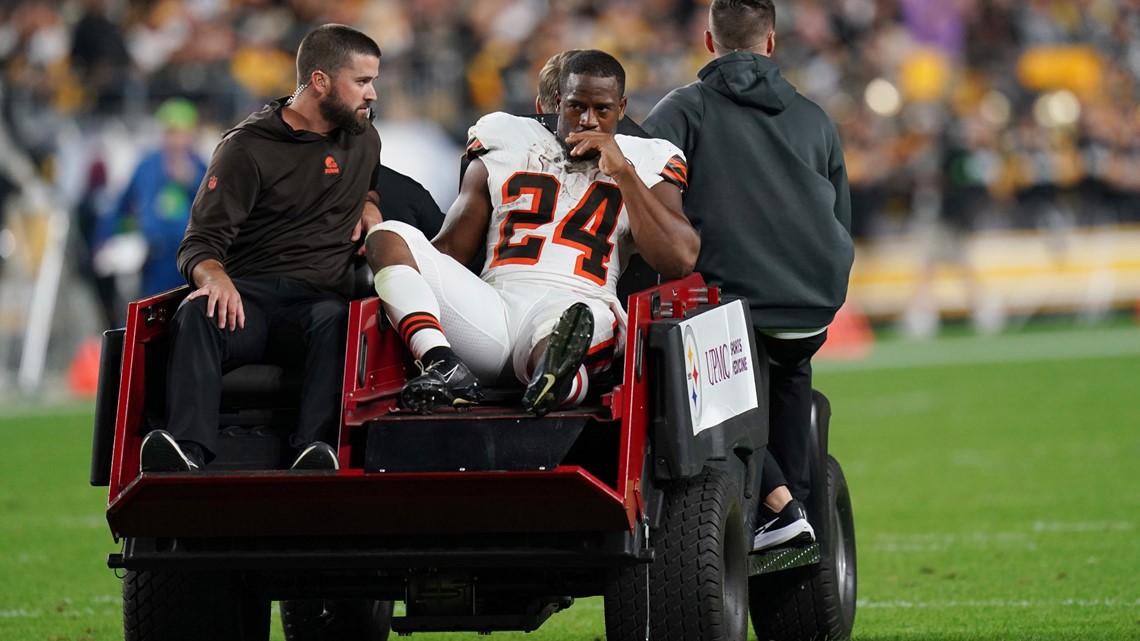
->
<box><xmin>123</xmin><ymin>569</ymin><xmax>269</xmax><ymax>641</ymax></box>
<box><xmin>749</xmin><ymin>455</ymin><xmax>856</xmax><ymax>641</ymax></box>
<box><xmin>280</xmin><ymin>599</ymin><xmax>393</xmax><ymax>641</ymax></box>
<box><xmin>604</xmin><ymin>467</ymin><xmax>749</xmax><ymax>641</ymax></box>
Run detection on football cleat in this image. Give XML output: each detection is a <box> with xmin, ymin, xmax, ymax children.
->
<box><xmin>401</xmin><ymin>348</ymin><xmax>484</xmax><ymax>414</ymax></box>
<box><xmin>522</xmin><ymin>302</ymin><xmax>594</xmax><ymax>416</ymax></box>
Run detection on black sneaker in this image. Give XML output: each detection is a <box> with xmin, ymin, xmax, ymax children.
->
<box><xmin>290</xmin><ymin>441</ymin><xmax>339</xmax><ymax>471</ymax></box>
<box><xmin>522</xmin><ymin>302</ymin><xmax>594</xmax><ymax>417</ymax></box>
<box><xmin>752</xmin><ymin>499</ymin><xmax>816</xmax><ymax>551</ymax></box>
<box><xmin>140</xmin><ymin>430</ymin><xmax>202</xmax><ymax>473</ymax></box>
<box><xmin>401</xmin><ymin>347</ymin><xmax>484</xmax><ymax>414</ymax></box>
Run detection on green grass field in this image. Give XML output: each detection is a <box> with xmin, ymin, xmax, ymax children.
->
<box><xmin>2</xmin><ymin>321</ymin><xmax>1138</xmax><ymax>640</ymax></box>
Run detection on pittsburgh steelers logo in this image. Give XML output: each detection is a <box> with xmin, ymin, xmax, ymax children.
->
<box><xmin>683</xmin><ymin>326</ymin><xmax>702</xmax><ymax>424</ymax></box>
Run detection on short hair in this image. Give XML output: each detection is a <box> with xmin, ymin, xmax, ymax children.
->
<box><xmin>710</xmin><ymin>0</ymin><xmax>775</xmax><ymax>50</ymax></box>
<box><xmin>537</xmin><ymin>50</ymin><xmax>582</xmax><ymax>113</ymax></box>
<box><xmin>296</xmin><ymin>24</ymin><xmax>381</xmax><ymax>85</ymax></box>
<box><xmin>558</xmin><ymin>49</ymin><xmax>626</xmax><ymax>97</ymax></box>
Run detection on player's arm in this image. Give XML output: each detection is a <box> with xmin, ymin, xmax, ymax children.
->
<box><xmin>621</xmin><ymin>176</ymin><xmax>697</xmax><ymax>281</ymax></box>
<box><xmin>431</xmin><ymin>157</ymin><xmax>493</xmax><ymax>265</ymax></box>
<box><xmin>566</xmin><ymin>131</ymin><xmax>699</xmax><ymax>280</ymax></box>
<box><xmin>178</xmin><ymin>137</ymin><xmax>259</xmax><ymax>331</ymax></box>
<box><xmin>352</xmin><ymin>190</ymin><xmax>383</xmax><ymax>255</ymax></box>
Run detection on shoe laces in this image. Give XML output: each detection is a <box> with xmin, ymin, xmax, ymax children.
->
<box><xmin>414</xmin><ymin>358</ymin><xmax>460</xmax><ymax>382</ymax></box>
<box><xmin>412</xmin><ymin>359</ymin><xmax>434</xmax><ymax>376</ymax></box>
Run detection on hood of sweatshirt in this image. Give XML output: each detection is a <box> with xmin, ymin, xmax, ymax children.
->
<box><xmin>698</xmin><ymin>52</ymin><xmax>797</xmax><ymax>113</ymax></box>
<box><xmin>227</xmin><ymin>98</ymin><xmax>328</xmax><ymax>142</ymax></box>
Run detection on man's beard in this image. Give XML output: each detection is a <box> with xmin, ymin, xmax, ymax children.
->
<box><xmin>320</xmin><ymin>87</ymin><xmax>373</xmax><ymax>136</ymax></box>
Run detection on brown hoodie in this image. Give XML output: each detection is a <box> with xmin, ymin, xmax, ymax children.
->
<box><xmin>177</xmin><ymin>98</ymin><xmax>381</xmax><ymax>297</ymax></box>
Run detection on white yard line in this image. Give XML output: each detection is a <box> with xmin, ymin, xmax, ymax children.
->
<box><xmin>865</xmin><ymin>523</ymin><xmax>1136</xmax><ymax>552</ymax></box>
<box><xmin>0</xmin><ymin>514</ymin><xmax>105</xmax><ymax>529</ymax></box>
<box><xmin>858</xmin><ymin>598</ymin><xmax>1140</xmax><ymax>609</ymax></box>
<box><xmin>0</xmin><ymin>607</ymin><xmax>119</xmax><ymax>618</ymax></box>
<box><xmin>0</xmin><ymin>595</ymin><xmax>120</xmax><ymax>618</ymax></box>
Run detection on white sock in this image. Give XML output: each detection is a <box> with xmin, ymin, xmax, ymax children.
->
<box><xmin>373</xmin><ymin>264</ymin><xmax>449</xmax><ymax>359</ymax></box>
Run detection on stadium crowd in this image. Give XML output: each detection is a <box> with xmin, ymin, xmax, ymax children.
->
<box><xmin>4</xmin><ymin>1</ymin><xmax>1140</xmax><ymax>239</ymax></box>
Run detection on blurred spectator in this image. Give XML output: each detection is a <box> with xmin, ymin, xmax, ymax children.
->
<box><xmin>903</xmin><ymin>112</ymin><xmax>1008</xmax><ymax>338</ymax></box>
<box><xmin>0</xmin><ymin>0</ymin><xmax>1137</xmax><ymax>302</ymax></box>
<box><xmin>70</xmin><ymin>0</ymin><xmax>130</xmax><ymax>115</ymax></box>
<box><xmin>94</xmin><ymin>97</ymin><xmax>206</xmax><ymax>302</ymax></box>
<box><xmin>0</xmin><ymin>168</ymin><xmax>15</xmax><ymax>278</ymax></box>
<box><xmin>73</xmin><ymin>156</ymin><xmax>121</xmax><ymax>329</ymax></box>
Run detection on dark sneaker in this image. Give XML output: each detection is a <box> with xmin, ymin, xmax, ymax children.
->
<box><xmin>752</xmin><ymin>499</ymin><xmax>816</xmax><ymax>551</ymax></box>
<box><xmin>290</xmin><ymin>441</ymin><xmax>339</xmax><ymax>471</ymax></box>
<box><xmin>401</xmin><ymin>348</ymin><xmax>484</xmax><ymax>414</ymax></box>
<box><xmin>522</xmin><ymin>302</ymin><xmax>594</xmax><ymax>417</ymax></box>
<box><xmin>140</xmin><ymin>430</ymin><xmax>202</xmax><ymax>473</ymax></box>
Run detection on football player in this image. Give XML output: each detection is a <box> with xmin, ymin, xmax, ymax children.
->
<box><xmin>365</xmin><ymin>50</ymin><xmax>699</xmax><ymax>415</ymax></box>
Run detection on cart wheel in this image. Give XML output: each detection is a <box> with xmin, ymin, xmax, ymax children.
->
<box><xmin>604</xmin><ymin>467</ymin><xmax>749</xmax><ymax>641</ymax></box>
<box><xmin>124</xmin><ymin>569</ymin><xmax>269</xmax><ymax>641</ymax></box>
<box><xmin>749</xmin><ymin>455</ymin><xmax>856</xmax><ymax>641</ymax></box>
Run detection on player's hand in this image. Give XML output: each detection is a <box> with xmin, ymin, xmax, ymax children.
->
<box><xmin>565</xmin><ymin>131</ymin><xmax>633</xmax><ymax>179</ymax></box>
<box><xmin>186</xmin><ymin>276</ymin><xmax>245</xmax><ymax>331</ymax></box>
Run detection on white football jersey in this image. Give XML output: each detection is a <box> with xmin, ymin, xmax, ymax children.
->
<box><xmin>465</xmin><ymin>112</ymin><xmax>688</xmax><ymax>304</ymax></box>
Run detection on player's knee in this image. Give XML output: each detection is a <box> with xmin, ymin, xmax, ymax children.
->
<box><xmin>365</xmin><ymin>221</ymin><xmax>419</xmax><ymax>271</ymax></box>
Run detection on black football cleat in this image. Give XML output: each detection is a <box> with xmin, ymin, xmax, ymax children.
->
<box><xmin>522</xmin><ymin>302</ymin><xmax>593</xmax><ymax>417</ymax></box>
<box><xmin>401</xmin><ymin>348</ymin><xmax>484</xmax><ymax>414</ymax></box>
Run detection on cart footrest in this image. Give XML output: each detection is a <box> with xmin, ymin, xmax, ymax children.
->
<box><xmin>748</xmin><ymin>542</ymin><xmax>821</xmax><ymax>575</ymax></box>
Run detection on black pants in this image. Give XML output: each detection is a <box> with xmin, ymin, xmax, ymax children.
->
<box><xmin>165</xmin><ymin>276</ymin><xmax>349</xmax><ymax>460</ymax></box>
<box><xmin>757</xmin><ymin>329</ymin><xmax>828</xmax><ymax>504</ymax></box>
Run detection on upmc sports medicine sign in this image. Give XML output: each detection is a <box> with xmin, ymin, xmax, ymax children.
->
<box><xmin>679</xmin><ymin>299</ymin><xmax>758</xmax><ymax>435</ymax></box>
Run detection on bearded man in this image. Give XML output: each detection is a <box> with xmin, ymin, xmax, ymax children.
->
<box><xmin>139</xmin><ymin>24</ymin><xmax>383</xmax><ymax>473</ymax></box>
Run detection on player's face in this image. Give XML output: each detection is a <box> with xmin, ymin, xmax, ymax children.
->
<box><xmin>319</xmin><ymin>52</ymin><xmax>379</xmax><ymax>135</ymax></box>
<box><xmin>556</xmin><ymin>73</ymin><xmax>626</xmax><ymax>158</ymax></box>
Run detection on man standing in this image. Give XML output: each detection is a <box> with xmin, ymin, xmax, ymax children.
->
<box><xmin>366</xmin><ymin>50</ymin><xmax>699</xmax><ymax>416</ymax></box>
<box><xmin>95</xmin><ymin>98</ymin><xmax>207</xmax><ymax>299</ymax></box>
<box><xmin>140</xmin><ymin>24</ymin><xmax>383</xmax><ymax>473</ymax></box>
<box><xmin>644</xmin><ymin>0</ymin><xmax>854</xmax><ymax>549</ymax></box>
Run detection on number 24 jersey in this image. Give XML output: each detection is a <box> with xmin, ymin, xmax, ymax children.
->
<box><xmin>466</xmin><ymin>112</ymin><xmax>688</xmax><ymax>303</ymax></box>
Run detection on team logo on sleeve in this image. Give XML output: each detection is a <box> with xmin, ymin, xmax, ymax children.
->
<box><xmin>325</xmin><ymin>155</ymin><xmax>340</xmax><ymax>175</ymax></box>
<box><xmin>207</xmin><ymin>176</ymin><xmax>218</xmax><ymax>190</ymax></box>
<box><xmin>466</xmin><ymin>137</ymin><xmax>487</xmax><ymax>158</ymax></box>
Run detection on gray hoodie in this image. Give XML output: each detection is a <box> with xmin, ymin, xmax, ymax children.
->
<box><xmin>644</xmin><ymin>52</ymin><xmax>853</xmax><ymax>330</ymax></box>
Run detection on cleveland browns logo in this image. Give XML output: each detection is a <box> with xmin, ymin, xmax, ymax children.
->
<box><xmin>325</xmin><ymin>156</ymin><xmax>340</xmax><ymax>175</ymax></box>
